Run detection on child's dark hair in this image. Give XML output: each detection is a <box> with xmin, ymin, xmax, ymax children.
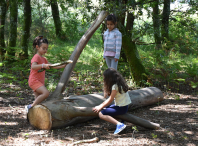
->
<box><xmin>33</xmin><ymin>35</ymin><xmax>48</xmax><ymax>50</ymax></box>
<box><xmin>106</xmin><ymin>14</ymin><xmax>117</xmax><ymax>24</ymax></box>
<box><xmin>103</xmin><ymin>68</ymin><xmax>128</xmax><ymax>95</ymax></box>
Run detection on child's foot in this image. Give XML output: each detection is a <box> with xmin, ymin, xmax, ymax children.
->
<box><xmin>25</xmin><ymin>104</ymin><xmax>32</xmax><ymax>113</ymax></box>
<box><xmin>114</xmin><ymin>123</ymin><xmax>126</xmax><ymax>134</ymax></box>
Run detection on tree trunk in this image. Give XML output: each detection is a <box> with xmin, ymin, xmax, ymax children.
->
<box><xmin>8</xmin><ymin>0</ymin><xmax>18</xmax><ymax>62</ymax></box>
<box><xmin>119</xmin><ymin>11</ymin><xmax>147</xmax><ymax>85</ymax></box>
<box><xmin>118</xmin><ymin>0</ymin><xmax>128</xmax><ymax>62</ymax></box>
<box><xmin>47</xmin><ymin>11</ymin><xmax>109</xmax><ymax>101</ymax></box>
<box><xmin>0</xmin><ymin>0</ymin><xmax>7</xmax><ymax>61</ymax></box>
<box><xmin>122</xmin><ymin>35</ymin><xmax>147</xmax><ymax>84</ymax></box>
<box><xmin>152</xmin><ymin>0</ymin><xmax>161</xmax><ymax>49</ymax></box>
<box><xmin>28</xmin><ymin>87</ymin><xmax>163</xmax><ymax>130</ymax></box>
<box><xmin>161</xmin><ymin>0</ymin><xmax>170</xmax><ymax>41</ymax></box>
<box><xmin>20</xmin><ymin>0</ymin><xmax>31</xmax><ymax>60</ymax></box>
<box><xmin>50</xmin><ymin>0</ymin><xmax>62</xmax><ymax>39</ymax></box>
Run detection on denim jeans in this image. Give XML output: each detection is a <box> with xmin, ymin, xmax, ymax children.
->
<box><xmin>105</xmin><ymin>56</ymin><xmax>118</xmax><ymax>70</ymax></box>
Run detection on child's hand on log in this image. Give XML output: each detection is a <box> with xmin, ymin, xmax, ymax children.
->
<box><xmin>92</xmin><ymin>105</ymin><xmax>102</xmax><ymax>113</ymax></box>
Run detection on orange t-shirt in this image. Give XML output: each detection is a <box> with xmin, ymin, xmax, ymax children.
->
<box><xmin>28</xmin><ymin>54</ymin><xmax>48</xmax><ymax>91</ymax></box>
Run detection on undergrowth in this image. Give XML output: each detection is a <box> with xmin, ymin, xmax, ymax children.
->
<box><xmin>0</xmin><ymin>28</ymin><xmax>198</xmax><ymax>96</ymax></box>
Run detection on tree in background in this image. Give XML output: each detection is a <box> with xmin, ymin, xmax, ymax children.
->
<box><xmin>7</xmin><ymin>0</ymin><xmax>18</xmax><ymax>62</ymax></box>
<box><xmin>122</xmin><ymin>0</ymin><xmax>148</xmax><ymax>85</ymax></box>
<box><xmin>161</xmin><ymin>0</ymin><xmax>170</xmax><ymax>42</ymax></box>
<box><xmin>50</xmin><ymin>0</ymin><xmax>63</xmax><ymax>39</ymax></box>
<box><xmin>152</xmin><ymin>0</ymin><xmax>161</xmax><ymax>49</ymax></box>
<box><xmin>0</xmin><ymin>0</ymin><xmax>7</xmax><ymax>61</ymax></box>
<box><xmin>20</xmin><ymin>0</ymin><xmax>31</xmax><ymax>60</ymax></box>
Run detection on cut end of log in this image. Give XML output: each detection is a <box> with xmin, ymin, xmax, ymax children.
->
<box><xmin>28</xmin><ymin>105</ymin><xmax>52</xmax><ymax>130</ymax></box>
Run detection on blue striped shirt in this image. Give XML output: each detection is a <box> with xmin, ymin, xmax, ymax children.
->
<box><xmin>103</xmin><ymin>28</ymin><xmax>122</xmax><ymax>59</ymax></box>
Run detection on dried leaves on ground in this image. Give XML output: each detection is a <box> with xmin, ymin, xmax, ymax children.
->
<box><xmin>0</xmin><ymin>83</ymin><xmax>197</xmax><ymax>146</ymax></box>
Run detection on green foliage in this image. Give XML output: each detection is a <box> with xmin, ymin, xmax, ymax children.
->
<box><xmin>190</xmin><ymin>81</ymin><xmax>198</xmax><ymax>89</ymax></box>
<box><xmin>46</xmin><ymin>43</ymin><xmax>73</xmax><ymax>63</ymax></box>
<box><xmin>184</xmin><ymin>58</ymin><xmax>198</xmax><ymax>77</ymax></box>
<box><xmin>1</xmin><ymin>0</ymin><xmax>198</xmax><ymax>96</ymax></box>
<box><xmin>74</xmin><ymin>29</ymin><xmax>104</xmax><ymax>71</ymax></box>
<box><xmin>138</xmin><ymin>27</ymin><xmax>198</xmax><ymax>93</ymax></box>
<box><xmin>61</xmin><ymin>10</ymin><xmax>87</xmax><ymax>41</ymax></box>
<box><xmin>132</xmin><ymin>126</ymin><xmax>138</xmax><ymax>132</ymax></box>
<box><xmin>151</xmin><ymin>133</ymin><xmax>157</xmax><ymax>139</ymax></box>
<box><xmin>0</xmin><ymin>59</ymin><xmax>30</xmax><ymax>87</ymax></box>
<box><xmin>167</xmin><ymin>15</ymin><xmax>198</xmax><ymax>54</ymax></box>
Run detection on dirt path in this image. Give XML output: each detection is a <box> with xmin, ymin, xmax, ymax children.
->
<box><xmin>0</xmin><ymin>84</ymin><xmax>197</xmax><ymax>146</ymax></box>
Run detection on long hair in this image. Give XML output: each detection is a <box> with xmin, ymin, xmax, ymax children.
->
<box><xmin>103</xmin><ymin>68</ymin><xmax>128</xmax><ymax>95</ymax></box>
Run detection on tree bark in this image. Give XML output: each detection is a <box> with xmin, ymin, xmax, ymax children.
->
<box><xmin>50</xmin><ymin>0</ymin><xmax>62</xmax><ymax>38</ymax></box>
<box><xmin>152</xmin><ymin>0</ymin><xmax>161</xmax><ymax>49</ymax></box>
<box><xmin>28</xmin><ymin>87</ymin><xmax>164</xmax><ymax>130</ymax></box>
<box><xmin>120</xmin><ymin>10</ymin><xmax>147</xmax><ymax>85</ymax></box>
<box><xmin>47</xmin><ymin>11</ymin><xmax>109</xmax><ymax>101</ymax></box>
<box><xmin>8</xmin><ymin>0</ymin><xmax>18</xmax><ymax>62</ymax></box>
<box><xmin>20</xmin><ymin>0</ymin><xmax>31</xmax><ymax>60</ymax></box>
<box><xmin>161</xmin><ymin>0</ymin><xmax>170</xmax><ymax>41</ymax></box>
<box><xmin>122</xmin><ymin>34</ymin><xmax>147</xmax><ymax>85</ymax></box>
<box><xmin>118</xmin><ymin>0</ymin><xmax>128</xmax><ymax>62</ymax></box>
<box><xmin>0</xmin><ymin>0</ymin><xmax>7</xmax><ymax>61</ymax></box>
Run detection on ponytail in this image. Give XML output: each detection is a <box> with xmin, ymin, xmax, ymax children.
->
<box><xmin>32</xmin><ymin>36</ymin><xmax>48</xmax><ymax>54</ymax></box>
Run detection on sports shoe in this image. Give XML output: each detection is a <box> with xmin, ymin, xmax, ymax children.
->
<box><xmin>114</xmin><ymin>123</ymin><xmax>126</xmax><ymax>134</ymax></box>
<box><xmin>25</xmin><ymin>104</ymin><xmax>32</xmax><ymax>113</ymax></box>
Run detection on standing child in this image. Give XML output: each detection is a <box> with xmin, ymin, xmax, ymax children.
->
<box><xmin>103</xmin><ymin>14</ymin><xmax>122</xmax><ymax>70</ymax></box>
<box><xmin>93</xmin><ymin>68</ymin><xmax>131</xmax><ymax>134</ymax></box>
<box><xmin>26</xmin><ymin>36</ymin><xmax>66</xmax><ymax>112</ymax></box>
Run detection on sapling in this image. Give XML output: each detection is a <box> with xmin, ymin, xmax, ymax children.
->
<box><xmin>132</xmin><ymin>126</ymin><xmax>138</xmax><ymax>138</ymax></box>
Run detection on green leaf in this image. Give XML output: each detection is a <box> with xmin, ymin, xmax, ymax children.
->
<box><xmin>175</xmin><ymin>78</ymin><xmax>185</xmax><ymax>82</ymax></box>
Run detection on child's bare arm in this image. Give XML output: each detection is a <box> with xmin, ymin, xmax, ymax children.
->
<box><xmin>31</xmin><ymin>62</ymin><xmax>51</xmax><ymax>70</ymax></box>
<box><xmin>37</xmin><ymin>60</ymin><xmax>73</xmax><ymax>72</ymax></box>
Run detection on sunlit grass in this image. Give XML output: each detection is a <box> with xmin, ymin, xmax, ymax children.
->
<box><xmin>0</xmin><ymin>73</ymin><xmax>18</xmax><ymax>83</ymax></box>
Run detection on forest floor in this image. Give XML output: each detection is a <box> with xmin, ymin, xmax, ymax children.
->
<box><xmin>0</xmin><ymin>76</ymin><xmax>198</xmax><ymax>146</ymax></box>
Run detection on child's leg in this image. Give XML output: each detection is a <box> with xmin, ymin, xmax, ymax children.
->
<box><xmin>32</xmin><ymin>86</ymin><xmax>49</xmax><ymax>107</ymax></box>
<box><xmin>99</xmin><ymin>105</ymin><xmax>128</xmax><ymax>125</ymax></box>
<box><xmin>111</xmin><ymin>59</ymin><xmax>118</xmax><ymax>70</ymax></box>
<box><xmin>98</xmin><ymin>112</ymin><xmax>119</xmax><ymax>125</ymax></box>
<box><xmin>105</xmin><ymin>56</ymin><xmax>118</xmax><ymax>70</ymax></box>
<box><xmin>105</xmin><ymin>56</ymin><xmax>111</xmax><ymax>68</ymax></box>
<box><xmin>34</xmin><ymin>91</ymin><xmax>40</xmax><ymax>99</ymax></box>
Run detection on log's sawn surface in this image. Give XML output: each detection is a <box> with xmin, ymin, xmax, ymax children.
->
<box><xmin>28</xmin><ymin>87</ymin><xmax>164</xmax><ymax>130</ymax></box>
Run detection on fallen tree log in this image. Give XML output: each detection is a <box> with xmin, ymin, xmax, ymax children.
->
<box><xmin>28</xmin><ymin>87</ymin><xmax>164</xmax><ymax>130</ymax></box>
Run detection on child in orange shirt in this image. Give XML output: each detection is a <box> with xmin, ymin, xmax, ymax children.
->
<box><xmin>26</xmin><ymin>36</ymin><xmax>66</xmax><ymax>112</ymax></box>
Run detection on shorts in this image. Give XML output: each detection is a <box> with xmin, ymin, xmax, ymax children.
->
<box><xmin>29</xmin><ymin>80</ymin><xmax>44</xmax><ymax>92</ymax></box>
<box><xmin>101</xmin><ymin>104</ymin><xmax>128</xmax><ymax>116</ymax></box>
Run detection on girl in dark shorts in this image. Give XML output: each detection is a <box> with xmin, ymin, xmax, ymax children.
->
<box><xmin>93</xmin><ymin>68</ymin><xmax>131</xmax><ymax>134</ymax></box>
